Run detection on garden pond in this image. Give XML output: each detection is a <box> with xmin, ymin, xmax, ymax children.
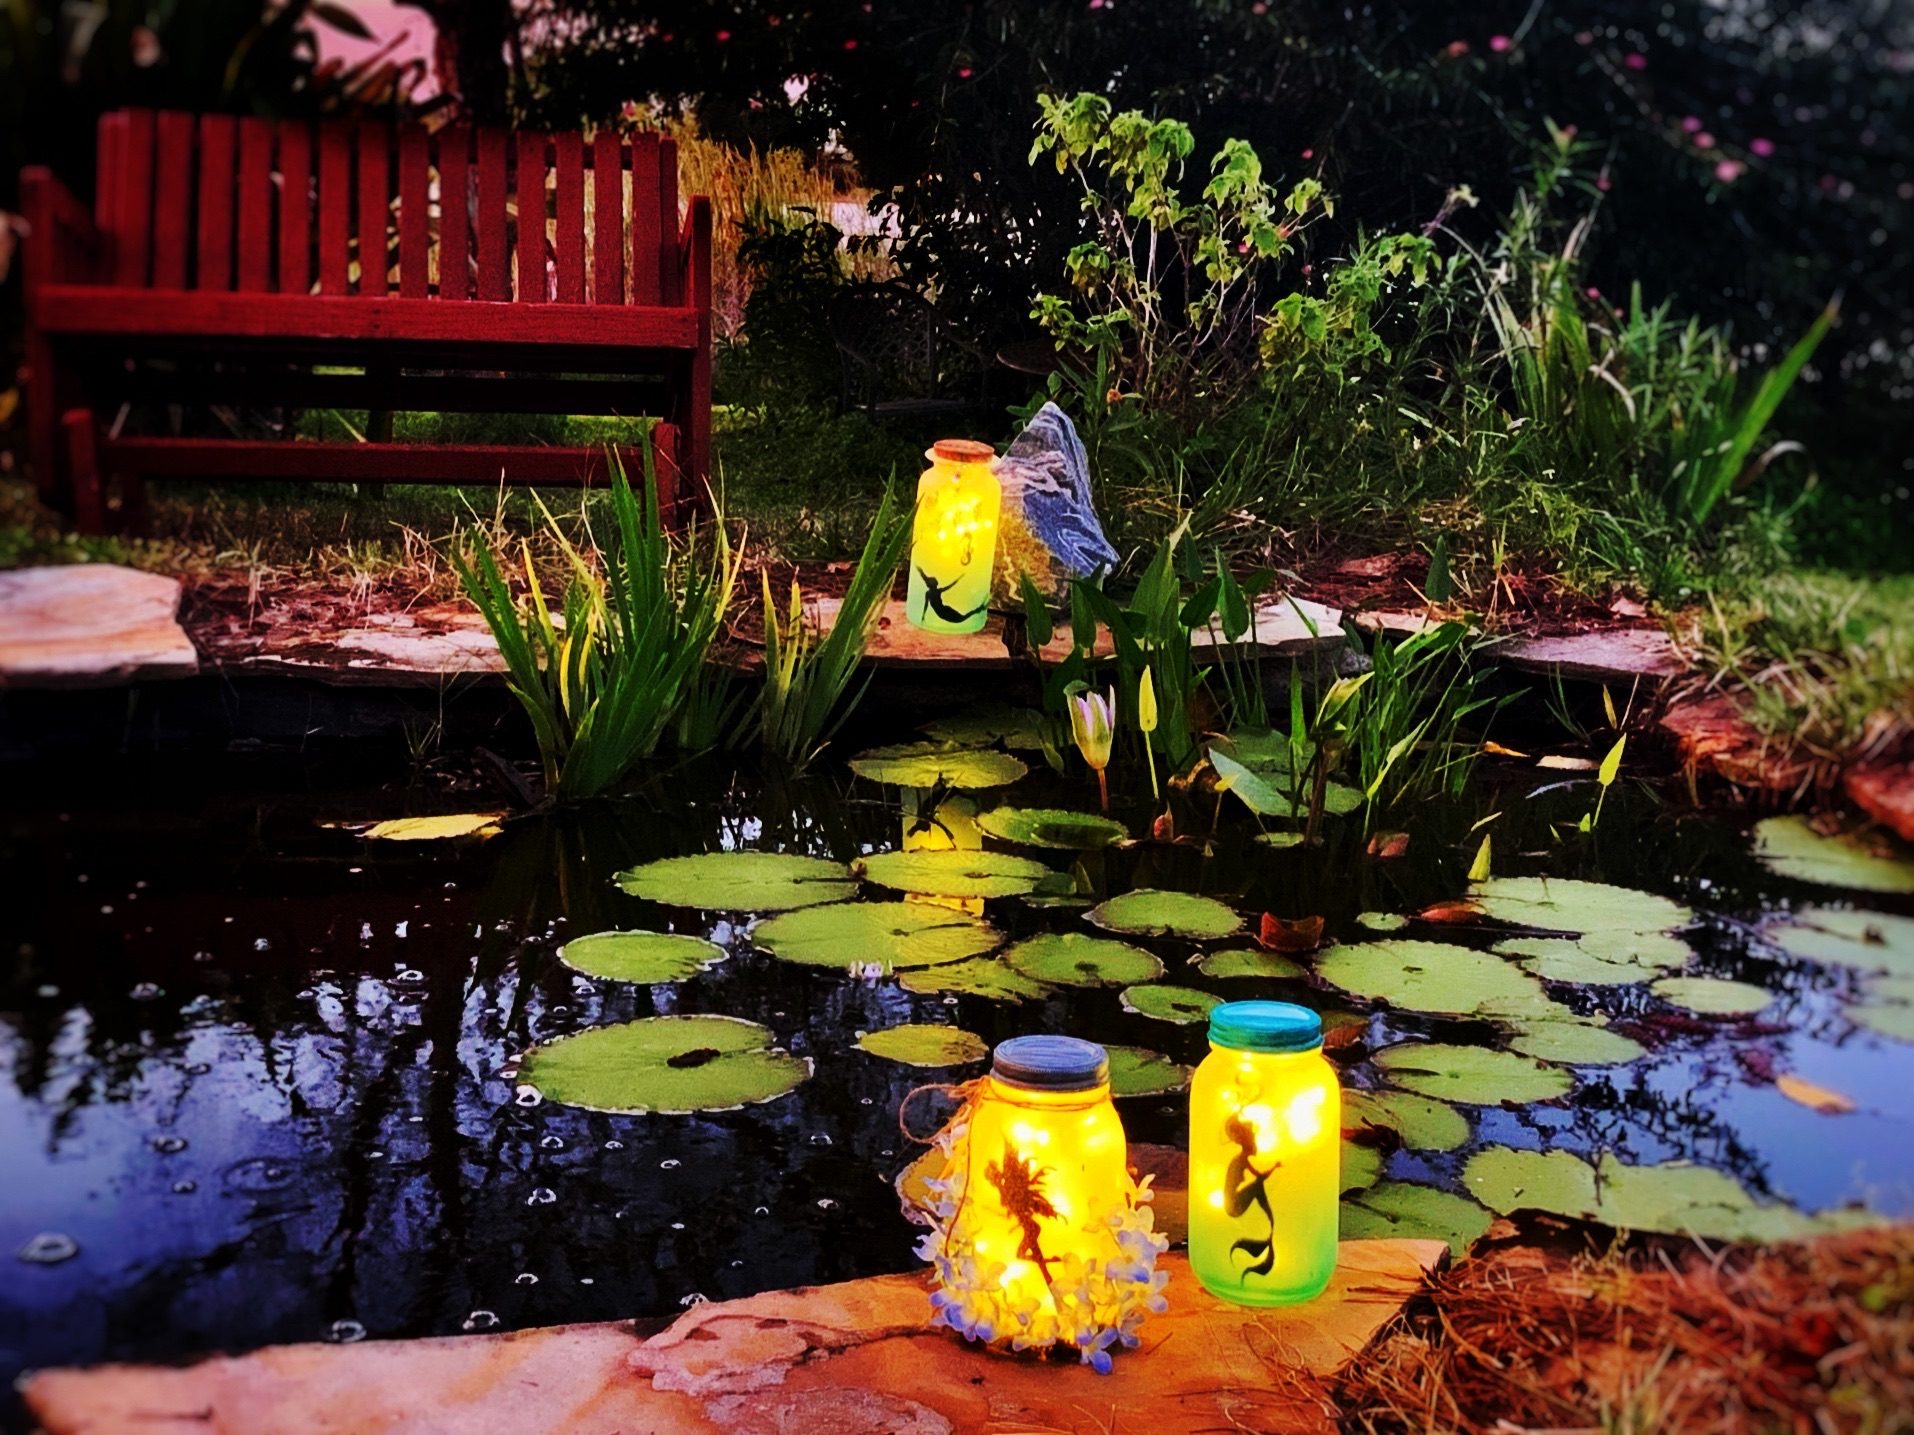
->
<box><xmin>4</xmin><ymin>717</ymin><xmax>1913</xmax><ymax>1424</ymax></box>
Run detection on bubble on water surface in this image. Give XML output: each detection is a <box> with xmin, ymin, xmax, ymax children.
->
<box><xmin>172</xmin><ymin>1181</ymin><xmax>197</xmax><ymax>1194</ymax></box>
<box><xmin>679</xmin><ymin>1293</ymin><xmax>709</xmax><ymax>1308</ymax></box>
<box><xmin>193</xmin><ymin>951</ymin><xmax>214</xmax><ymax>963</ymax></box>
<box><xmin>540</xmin><ymin>1135</ymin><xmax>565</xmax><ymax>1151</ymax></box>
<box><xmin>604</xmin><ymin>1140</ymin><xmax>624</xmax><ymax>1151</ymax></box>
<box><xmin>809</xmin><ymin>1133</ymin><xmax>832</xmax><ymax>1146</ymax></box>
<box><xmin>394</xmin><ymin>969</ymin><xmax>425</xmax><ymax>985</ymax></box>
<box><xmin>462</xmin><ymin>1310</ymin><xmax>500</xmax><ymax>1331</ymax></box>
<box><xmin>186</xmin><ymin>1063</ymin><xmax>211</xmax><ymax>1076</ymax></box>
<box><xmin>129</xmin><ymin>982</ymin><xmax>162</xmax><ymax>1000</ymax></box>
<box><xmin>527</xmin><ymin>1187</ymin><xmax>557</xmax><ymax>1206</ymax></box>
<box><xmin>515</xmin><ymin>1273</ymin><xmax>538</xmax><ymax>1286</ymax></box>
<box><xmin>150</xmin><ymin>1135</ymin><xmax>187</xmax><ymax>1154</ymax></box>
<box><xmin>755</xmin><ymin>1206</ymin><xmax>770</xmax><ymax>1217</ymax></box>
<box><xmin>671</xmin><ymin>1222</ymin><xmax>685</xmax><ymax>1231</ymax></box>
<box><xmin>253</xmin><ymin>938</ymin><xmax>271</xmax><ymax>952</ymax></box>
<box><xmin>18</xmin><ymin>1233</ymin><xmax>79</xmax><ymax>1264</ymax></box>
<box><xmin>514</xmin><ymin>1086</ymin><xmax>543</xmax><ymax>1107</ymax></box>
<box><xmin>327</xmin><ymin>1320</ymin><xmax>367</xmax><ymax>1343</ymax></box>
<box><xmin>817</xmin><ymin>1198</ymin><xmax>838</xmax><ymax>1210</ymax></box>
<box><xmin>224</xmin><ymin>1158</ymin><xmax>302</xmax><ymax>1193</ymax></box>
<box><xmin>660</xmin><ymin>1158</ymin><xmax>681</xmax><ymax>1170</ymax></box>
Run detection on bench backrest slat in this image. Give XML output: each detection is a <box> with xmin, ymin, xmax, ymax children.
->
<box><xmin>88</xmin><ymin>109</ymin><xmax>692</xmax><ymax>308</ymax></box>
<box><xmin>237</xmin><ymin>118</ymin><xmax>275</xmax><ymax>292</ymax></box>
<box><xmin>151</xmin><ymin>111</ymin><xmax>196</xmax><ymax>289</ymax></box>
<box><xmin>554</xmin><ymin>133</ymin><xmax>586</xmax><ymax>304</ymax></box>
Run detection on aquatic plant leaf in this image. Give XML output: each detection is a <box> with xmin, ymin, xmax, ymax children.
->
<box><xmin>1118</xmin><ymin>984</ymin><xmax>1223</xmax><ymax>1024</ymax></box>
<box><xmin>361</xmin><ymin>812</ymin><xmax>503</xmax><ymax>841</ymax></box>
<box><xmin>1315</xmin><ymin>941</ymin><xmax>1547</xmax><ymax>1016</ymax></box>
<box><xmin>1341</xmin><ymin>1182</ymin><xmax>1494</xmax><ymax>1257</ymax></box>
<box><xmin>1651</xmin><ymin>975</ymin><xmax>1772</xmax><ymax>1016</ymax></box>
<box><xmin>1088</xmin><ymin>888</ymin><xmax>1244</xmax><ymax>940</ymax></box>
<box><xmin>1340</xmin><ymin>1139</ymin><xmax>1382</xmax><ymax>1194</ymax></box>
<box><xmin>1775</xmin><ymin>1073</ymin><xmax>1856</xmax><ymax>1115</ymax></box>
<box><xmin>897</xmin><ymin>958</ymin><xmax>1052</xmax><ymax>1002</ymax></box>
<box><xmin>855</xmin><ymin>1024</ymin><xmax>989</xmax><ymax>1067</ymax></box>
<box><xmin>848</xmin><ymin>743</ymin><xmax>1028</xmax><ymax>789</ymax></box>
<box><xmin>1462</xmin><ymin>1146</ymin><xmax>1600</xmax><ymax>1219</ymax></box>
<box><xmin>616</xmin><ymin>852</ymin><xmax>856</xmax><ymax>912</ymax></box>
<box><xmin>521</xmin><ymin>1015</ymin><xmax>809</xmax><ymax>1115</ymax></box>
<box><xmin>558</xmin><ymin>930</ymin><xmax>725</xmax><ymax>984</ymax></box>
<box><xmin>1210</xmin><ymin>747</ymin><xmax>1363</xmax><ymax>819</ymax></box>
<box><xmin>1507</xmin><ymin>1021</ymin><xmax>1645</xmax><ymax>1066</ymax></box>
<box><xmin>1356</xmin><ymin>911</ymin><xmax>1410</xmax><ymax>933</ymax></box>
<box><xmin>1194</xmin><ymin>948</ymin><xmax>1306</xmax><ymax>981</ymax></box>
<box><xmin>1373</xmin><ymin>1042</ymin><xmax>1574</xmax><ymax>1104</ymax></box>
<box><xmin>1003</xmin><ymin>932</ymin><xmax>1164</xmax><ymax>987</ymax></box>
<box><xmin>920</xmin><ymin>705</ymin><xmax>1047</xmax><ymax>750</ymax></box>
<box><xmin>1258</xmin><ymin>913</ymin><xmax>1324</xmax><ymax>953</ymax></box>
<box><xmin>1848</xmin><ymin>1000</ymin><xmax>1914</xmax><ymax>1043</ymax></box>
<box><xmin>975</xmin><ymin>806</ymin><xmax>1130</xmax><ymax>850</ymax></box>
<box><xmin>1767</xmin><ymin>908</ymin><xmax>1914</xmax><ymax>979</ymax></box>
<box><xmin>1573</xmin><ymin>929</ymin><xmax>1694</xmax><ymax>970</ymax></box>
<box><xmin>1495</xmin><ymin>937</ymin><xmax>1655</xmax><ymax>986</ymax></box>
<box><xmin>1470</xmin><ymin>876</ymin><xmax>1691</xmax><ymax>935</ymax></box>
<box><xmin>854</xmin><ymin>849</ymin><xmax>1053</xmax><ymax>899</ymax></box>
<box><xmin>1752</xmin><ymin>816</ymin><xmax>1914</xmax><ymax>894</ymax></box>
<box><xmin>753</xmin><ymin>902</ymin><xmax>1001</xmax><ymax>972</ymax></box>
<box><xmin>1464</xmin><ymin>1146</ymin><xmax>1877</xmax><ymax>1240</ymax></box>
<box><xmin>1256</xmin><ymin>831</ymin><xmax>1308</xmax><ymax>850</ymax></box>
<box><xmin>1473</xmin><ymin>990</ymin><xmax>1582</xmax><ymax>1023</ymax></box>
<box><xmin>1342</xmin><ymin>1089</ymin><xmax>1471</xmax><ymax>1152</ymax></box>
<box><xmin>1105</xmin><ymin>1045</ymin><xmax>1192</xmax><ymax>1097</ymax></box>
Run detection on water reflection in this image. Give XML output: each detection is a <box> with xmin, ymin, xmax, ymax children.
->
<box><xmin>2</xmin><ymin>744</ymin><xmax>1911</xmax><ymax>1426</ymax></box>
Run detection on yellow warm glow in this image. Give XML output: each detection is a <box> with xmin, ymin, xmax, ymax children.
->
<box><xmin>907</xmin><ymin>447</ymin><xmax>1001</xmax><ymax>636</ymax></box>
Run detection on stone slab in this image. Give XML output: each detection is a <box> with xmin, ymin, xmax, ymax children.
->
<box><xmin>1844</xmin><ymin>758</ymin><xmax>1914</xmax><ymax>843</ymax></box>
<box><xmin>0</xmin><ymin>563</ymin><xmax>199</xmax><ymax>688</ymax></box>
<box><xmin>22</xmin><ymin>1240</ymin><xmax>1446</xmax><ymax>1435</ymax></box>
<box><xmin>1493</xmin><ymin>627</ymin><xmax>1684</xmax><ymax>682</ymax></box>
<box><xmin>203</xmin><ymin>603</ymin><xmax>506</xmax><ymax>688</ymax></box>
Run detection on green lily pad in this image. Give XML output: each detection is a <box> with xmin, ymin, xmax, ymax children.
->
<box><xmin>520</xmin><ymin>1015</ymin><xmax>809</xmax><ymax>1115</ymax></box>
<box><xmin>557</xmin><ymin>930</ymin><xmax>726</xmax><ymax>984</ymax></box>
<box><xmin>1341</xmin><ymin>1182</ymin><xmax>1494</xmax><ymax>1257</ymax></box>
<box><xmin>1474</xmin><ymin>990</ymin><xmax>1584</xmax><ymax>1024</ymax></box>
<box><xmin>848</xmin><ymin>743</ymin><xmax>1028</xmax><ymax>790</ymax></box>
<box><xmin>853</xmin><ymin>849</ymin><xmax>1053</xmax><ymax>899</ymax></box>
<box><xmin>1315</xmin><ymin>941</ymin><xmax>1547</xmax><ymax>1016</ymax></box>
<box><xmin>855</xmin><ymin>1024</ymin><xmax>989</xmax><ymax>1067</ymax></box>
<box><xmin>1342</xmin><ymin>1089</ymin><xmax>1471</xmax><ymax>1152</ymax></box>
<box><xmin>1088</xmin><ymin>889</ymin><xmax>1244</xmax><ymax>941</ymax></box>
<box><xmin>1106</xmin><ymin>1045</ymin><xmax>1192</xmax><ymax>1098</ymax></box>
<box><xmin>1119</xmin><ymin>984</ymin><xmax>1223</xmax><ymax>1024</ymax></box>
<box><xmin>753</xmin><ymin>902</ymin><xmax>1001</xmax><ymax>973</ymax></box>
<box><xmin>1470</xmin><ymin>876</ymin><xmax>1691</xmax><ymax>935</ymax></box>
<box><xmin>1373</xmin><ymin>1042</ymin><xmax>1574</xmax><ymax>1105</ymax></box>
<box><xmin>1768</xmin><ymin>908</ymin><xmax>1914</xmax><ymax>979</ymax></box>
<box><xmin>1507</xmin><ymin>1021</ymin><xmax>1645</xmax><ymax>1066</ymax></box>
<box><xmin>1341</xmin><ymin>1139</ymin><xmax>1382</xmax><ymax>1194</ymax></box>
<box><xmin>1194</xmin><ymin>948</ymin><xmax>1306</xmax><ymax>981</ymax></box>
<box><xmin>1753</xmin><ymin>816</ymin><xmax>1914</xmax><ymax>894</ymax></box>
<box><xmin>975</xmin><ymin>806</ymin><xmax>1130</xmax><ymax>850</ymax></box>
<box><xmin>896</xmin><ymin>958</ymin><xmax>1052</xmax><ymax>1002</ymax></box>
<box><xmin>920</xmin><ymin>705</ymin><xmax>1046</xmax><ymax>750</ymax></box>
<box><xmin>1850</xmin><ymin>1000</ymin><xmax>1914</xmax><ymax>1042</ymax></box>
<box><xmin>1651</xmin><ymin>975</ymin><xmax>1772</xmax><ymax>1016</ymax></box>
<box><xmin>616</xmin><ymin>852</ymin><xmax>855</xmax><ymax>912</ymax></box>
<box><xmin>1464</xmin><ymin>1146</ymin><xmax>1879</xmax><ymax>1242</ymax></box>
<box><xmin>1495</xmin><ymin>936</ymin><xmax>1661</xmax><ymax>986</ymax></box>
<box><xmin>1256</xmin><ymin>832</ymin><xmax>1309</xmax><ymax>850</ymax></box>
<box><xmin>1211</xmin><ymin>747</ymin><xmax>1363</xmax><ymax>819</ymax></box>
<box><xmin>1574</xmin><ymin>929</ymin><xmax>1694</xmax><ymax>969</ymax></box>
<box><xmin>1462</xmin><ymin>1146</ymin><xmax>1599</xmax><ymax>1219</ymax></box>
<box><xmin>1002</xmin><ymin>932</ymin><xmax>1164</xmax><ymax>988</ymax></box>
<box><xmin>1357</xmin><ymin>912</ymin><xmax>1410</xmax><ymax>933</ymax></box>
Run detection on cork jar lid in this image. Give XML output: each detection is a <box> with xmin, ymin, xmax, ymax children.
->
<box><xmin>930</xmin><ymin>438</ymin><xmax>997</xmax><ymax>464</ymax></box>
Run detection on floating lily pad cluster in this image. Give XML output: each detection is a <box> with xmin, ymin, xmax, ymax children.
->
<box><xmin>520</xmin><ymin>1014</ymin><xmax>811</xmax><ymax>1115</ymax></box>
<box><xmin>1769</xmin><ymin>907</ymin><xmax>1914</xmax><ymax>1041</ymax></box>
<box><xmin>1752</xmin><ymin>816</ymin><xmax>1914</xmax><ymax>895</ymax></box>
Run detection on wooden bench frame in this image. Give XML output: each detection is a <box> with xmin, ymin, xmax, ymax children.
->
<box><xmin>21</xmin><ymin>109</ymin><xmax>712</xmax><ymax>531</ymax></box>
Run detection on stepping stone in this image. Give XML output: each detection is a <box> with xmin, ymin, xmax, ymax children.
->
<box><xmin>202</xmin><ymin>602</ymin><xmax>507</xmax><ymax>687</ymax></box>
<box><xmin>0</xmin><ymin>564</ymin><xmax>198</xmax><ymax>688</ymax></box>
<box><xmin>1846</xmin><ymin>759</ymin><xmax>1914</xmax><ymax>843</ymax></box>
<box><xmin>1493</xmin><ymin>628</ymin><xmax>1685</xmax><ymax>682</ymax></box>
<box><xmin>21</xmin><ymin>1241</ymin><xmax>1446</xmax><ymax>1435</ymax></box>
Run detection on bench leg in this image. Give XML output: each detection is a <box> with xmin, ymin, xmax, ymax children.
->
<box><xmin>63</xmin><ymin>409</ymin><xmax>106</xmax><ymax>536</ymax></box>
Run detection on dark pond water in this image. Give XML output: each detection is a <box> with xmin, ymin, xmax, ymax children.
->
<box><xmin>3</xmin><ymin>732</ymin><xmax>1912</xmax><ymax>1427</ymax></box>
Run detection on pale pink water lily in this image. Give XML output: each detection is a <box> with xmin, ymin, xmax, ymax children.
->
<box><xmin>1067</xmin><ymin>685</ymin><xmax>1117</xmax><ymax>812</ymax></box>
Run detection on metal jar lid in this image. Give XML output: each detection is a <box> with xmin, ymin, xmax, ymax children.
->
<box><xmin>1207</xmin><ymin>1000</ymin><xmax>1323</xmax><ymax>1054</ymax></box>
<box><xmin>990</xmin><ymin>1035</ymin><xmax>1110</xmax><ymax>1092</ymax></box>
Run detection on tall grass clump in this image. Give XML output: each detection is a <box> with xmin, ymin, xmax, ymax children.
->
<box><xmin>753</xmin><ymin>484</ymin><xmax>914</xmax><ymax>768</ymax></box>
<box><xmin>452</xmin><ymin>437</ymin><xmax>740</xmax><ymax>800</ymax></box>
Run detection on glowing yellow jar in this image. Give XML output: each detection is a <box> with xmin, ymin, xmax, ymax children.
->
<box><xmin>906</xmin><ymin>438</ymin><xmax>1000</xmax><ymax>635</ymax></box>
<box><xmin>1188</xmin><ymin>1002</ymin><xmax>1339</xmax><ymax>1305</ymax></box>
<box><xmin>925</xmin><ymin>1036</ymin><xmax>1167</xmax><ymax>1369</ymax></box>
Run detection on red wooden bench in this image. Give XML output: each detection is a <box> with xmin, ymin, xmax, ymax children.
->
<box><xmin>20</xmin><ymin>109</ymin><xmax>712</xmax><ymax>532</ymax></box>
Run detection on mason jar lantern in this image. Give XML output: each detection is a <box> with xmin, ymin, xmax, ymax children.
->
<box><xmin>1187</xmin><ymin>1001</ymin><xmax>1340</xmax><ymax>1306</ymax></box>
<box><xmin>906</xmin><ymin>438</ymin><xmax>1000</xmax><ymax>635</ymax></box>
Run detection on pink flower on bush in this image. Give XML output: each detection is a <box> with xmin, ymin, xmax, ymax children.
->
<box><xmin>1444</xmin><ymin>40</ymin><xmax>1470</xmax><ymax>56</ymax></box>
<box><xmin>1490</xmin><ymin>34</ymin><xmax>1511</xmax><ymax>52</ymax></box>
<box><xmin>715</xmin><ymin>29</ymin><xmax>731</xmax><ymax>41</ymax></box>
<box><xmin>1714</xmin><ymin>159</ymin><xmax>1745</xmax><ymax>183</ymax></box>
<box><xmin>1625</xmin><ymin>52</ymin><xmax>1647</xmax><ymax>71</ymax></box>
<box><xmin>1695</xmin><ymin>132</ymin><xmax>1716</xmax><ymax>149</ymax></box>
<box><xmin>1751</xmin><ymin>137</ymin><xmax>1775</xmax><ymax>158</ymax></box>
<box><xmin>1681</xmin><ymin>115</ymin><xmax>1702</xmax><ymax>133</ymax></box>
<box><xmin>1586</xmin><ymin>287</ymin><xmax>1601</xmax><ymax>299</ymax></box>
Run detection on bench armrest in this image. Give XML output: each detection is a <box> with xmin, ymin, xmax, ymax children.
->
<box><xmin>19</xmin><ymin>167</ymin><xmax>102</xmax><ymax>303</ymax></box>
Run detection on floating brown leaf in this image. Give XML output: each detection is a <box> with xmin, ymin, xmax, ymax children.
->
<box><xmin>1367</xmin><ymin>831</ymin><xmax>1411</xmax><ymax>859</ymax></box>
<box><xmin>1776</xmin><ymin>1073</ymin><xmax>1857</xmax><ymax>1115</ymax></box>
<box><xmin>1417</xmin><ymin>901</ymin><xmax>1482</xmax><ymax>925</ymax></box>
<box><xmin>1259</xmin><ymin>912</ymin><xmax>1325</xmax><ymax>953</ymax></box>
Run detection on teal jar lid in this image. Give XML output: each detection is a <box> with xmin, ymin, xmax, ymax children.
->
<box><xmin>1207</xmin><ymin>1000</ymin><xmax>1322</xmax><ymax>1054</ymax></box>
